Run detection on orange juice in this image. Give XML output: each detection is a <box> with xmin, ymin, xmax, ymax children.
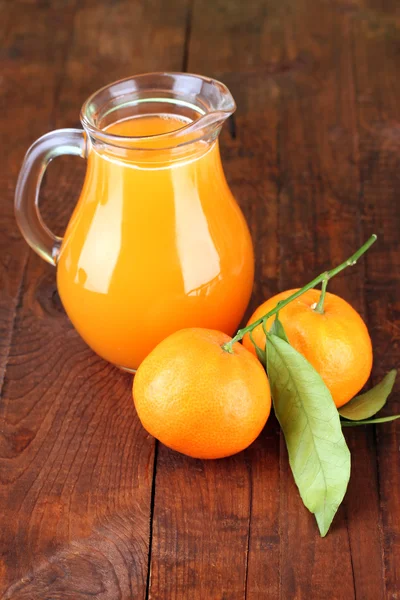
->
<box><xmin>57</xmin><ymin>114</ymin><xmax>254</xmax><ymax>370</ymax></box>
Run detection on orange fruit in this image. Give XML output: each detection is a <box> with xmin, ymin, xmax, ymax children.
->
<box><xmin>243</xmin><ymin>289</ymin><xmax>373</xmax><ymax>408</ymax></box>
<box><xmin>133</xmin><ymin>328</ymin><xmax>271</xmax><ymax>459</ymax></box>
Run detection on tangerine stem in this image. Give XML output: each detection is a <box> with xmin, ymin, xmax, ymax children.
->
<box><xmin>222</xmin><ymin>234</ymin><xmax>377</xmax><ymax>353</ymax></box>
<box><xmin>314</xmin><ymin>277</ymin><xmax>329</xmax><ymax>314</ymax></box>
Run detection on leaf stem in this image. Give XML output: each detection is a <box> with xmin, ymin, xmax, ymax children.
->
<box><xmin>314</xmin><ymin>277</ymin><xmax>329</xmax><ymax>314</ymax></box>
<box><xmin>222</xmin><ymin>234</ymin><xmax>377</xmax><ymax>353</ymax></box>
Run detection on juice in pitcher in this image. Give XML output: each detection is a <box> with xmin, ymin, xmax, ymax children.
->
<box><xmin>15</xmin><ymin>74</ymin><xmax>255</xmax><ymax>371</ymax></box>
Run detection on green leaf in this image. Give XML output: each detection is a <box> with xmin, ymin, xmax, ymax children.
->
<box><xmin>266</xmin><ymin>333</ymin><xmax>351</xmax><ymax>537</ymax></box>
<box><xmin>254</xmin><ymin>345</ymin><xmax>266</xmax><ymax>366</ymax></box>
<box><xmin>341</xmin><ymin>414</ymin><xmax>400</xmax><ymax>427</ymax></box>
<box><xmin>339</xmin><ymin>370</ymin><xmax>397</xmax><ymax>421</ymax></box>
<box><xmin>269</xmin><ymin>314</ymin><xmax>289</xmax><ymax>343</ymax></box>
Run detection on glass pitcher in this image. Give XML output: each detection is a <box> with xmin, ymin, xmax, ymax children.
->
<box><xmin>15</xmin><ymin>73</ymin><xmax>254</xmax><ymax>372</ymax></box>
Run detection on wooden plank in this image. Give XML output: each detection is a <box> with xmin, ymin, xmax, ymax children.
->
<box><xmin>0</xmin><ymin>0</ymin><xmax>81</xmax><ymax>591</ymax></box>
<box><xmin>352</xmin><ymin>5</ymin><xmax>400</xmax><ymax>597</ymax></box>
<box><xmin>272</xmin><ymin>1</ymin><xmax>385</xmax><ymax>598</ymax></box>
<box><xmin>2</xmin><ymin>1</ymin><xmax>398</xmax><ymax>599</ymax></box>
<box><xmin>275</xmin><ymin>9</ymin><xmax>353</xmax><ymax>598</ymax></box>
<box><xmin>0</xmin><ymin>0</ymin><xmax>190</xmax><ymax>597</ymax></box>
<box><xmin>0</xmin><ymin>0</ymin><xmax>78</xmax><ymax>387</ymax></box>
<box><xmin>149</xmin><ymin>452</ymin><xmax>250</xmax><ymax>599</ymax></box>
<box><xmin>191</xmin><ymin>0</ymin><xmax>385</xmax><ymax>596</ymax></box>
<box><xmin>148</xmin><ymin>0</ymin><xmax>282</xmax><ymax>596</ymax></box>
<box><xmin>148</xmin><ymin>0</ymin><xmax>386</xmax><ymax>597</ymax></box>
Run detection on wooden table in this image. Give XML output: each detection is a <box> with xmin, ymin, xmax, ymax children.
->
<box><xmin>1</xmin><ymin>0</ymin><xmax>399</xmax><ymax>598</ymax></box>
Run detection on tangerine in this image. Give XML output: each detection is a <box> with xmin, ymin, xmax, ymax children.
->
<box><xmin>133</xmin><ymin>328</ymin><xmax>271</xmax><ymax>459</ymax></box>
<box><xmin>243</xmin><ymin>289</ymin><xmax>373</xmax><ymax>408</ymax></box>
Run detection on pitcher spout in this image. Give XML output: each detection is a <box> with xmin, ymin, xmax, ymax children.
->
<box><xmin>173</xmin><ymin>107</ymin><xmax>235</xmax><ymax>145</ymax></box>
<box><xmin>81</xmin><ymin>72</ymin><xmax>236</xmax><ymax>151</ymax></box>
<box><xmin>172</xmin><ymin>74</ymin><xmax>236</xmax><ymax>142</ymax></box>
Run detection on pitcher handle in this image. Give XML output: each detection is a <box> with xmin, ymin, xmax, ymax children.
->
<box><xmin>15</xmin><ymin>129</ymin><xmax>87</xmax><ymax>266</ymax></box>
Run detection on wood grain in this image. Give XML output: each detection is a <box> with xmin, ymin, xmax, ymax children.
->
<box><xmin>229</xmin><ymin>77</ymin><xmax>281</xmax><ymax>599</ymax></box>
<box><xmin>1</xmin><ymin>0</ymin><xmax>400</xmax><ymax>598</ymax></box>
<box><xmin>0</xmin><ymin>0</ymin><xmax>189</xmax><ymax>597</ymax></box>
<box><xmin>147</xmin><ymin>0</ymin><xmax>283</xmax><ymax>596</ymax></box>
<box><xmin>275</xmin><ymin>2</ymin><xmax>386</xmax><ymax>599</ymax></box>
<box><xmin>353</xmin><ymin>5</ymin><xmax>400</xmax><ymax>598</ymax></box>
<box><xmin>0</xmin><ymin>0</ymin><xmax>78</xmax><ymax>389</ymax></box>
<box><xmin>274</xmin><ymin>3</ymin><xmax>354</xmax><ymax>597</ymax></box>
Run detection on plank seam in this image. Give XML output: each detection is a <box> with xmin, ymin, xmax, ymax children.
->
<box><xmin>145</xmin><ymin>441</ymin><xmax>159</xmax><ymax>600</ymax></box>
<box><xmin>344</xmin><ymin>13</ymin><xmax>362</xmax><ymax>598</ymax></box>
<box><xmin>244</xmin><ymin>455</ymin><xmax>253</xmax><ymax>600</ymax></box>
<box><xmin>344</xmin><ymin>503</ymin><xmax>358</xmax><ymax>600</ymax></box>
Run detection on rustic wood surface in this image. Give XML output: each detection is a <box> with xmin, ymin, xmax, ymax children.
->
<box><xmin>0</xmin><ymin>0</ymin><xmax>399</xmax><ymax>598</ymax></box>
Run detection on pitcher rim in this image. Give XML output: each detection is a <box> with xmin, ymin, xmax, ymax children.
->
<box><xmin>80</xmin><ymin>72</ymin><xmax>236</xmax><ymax>150</ymax></box>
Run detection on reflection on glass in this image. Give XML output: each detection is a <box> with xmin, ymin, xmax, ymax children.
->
<box><xmin>75</xmin><ymin>169</ymin><xmax>123</xmax><ymax>294</ymax></box>
<box><xmin>172</xmin><ymin>166</ymin><xmax>221</xmax><ymax>296</ymax></box>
